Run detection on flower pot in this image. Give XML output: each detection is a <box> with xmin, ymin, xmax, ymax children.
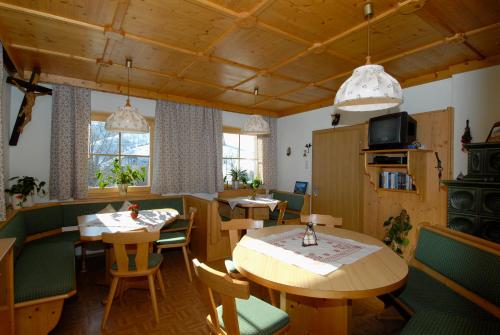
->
<box><xmin>130</xmin><ymin>211</ymin><xmax>139</xmax><ymax>219</ymax></box>
<box><xmin>232</xmin><ymin>180</ymin><xmax>240</xmax><ymax>190</ymax></box>
<box><xmin>117</xmin><ymin>183</ymin><xmax>129</xmax><ymax>196</ymax></box>
<box><xmin>11</xmin><ymin>194</ymin><xmax>33</xmax><ymax>209</ymax></box>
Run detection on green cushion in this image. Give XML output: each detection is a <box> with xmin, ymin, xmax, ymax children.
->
<box><xmin>270</xmin><ymin>190</ymin><xmax>304</xmax><ymax>212</ymax></box>
<box><xmin>0</xmin><ymin>212</ymin><xmax>26</xmax><ymax>259</ymax></box>
<box><xmin>401</xmin><ymin>310</ymin><xmax>500</xmax><ymax>335</ymax></box>
<box><xmin>217</xmin><ymin>295</ymin><xmax>289</xmax><ymax>335</ymax></box>
<box><xmin>14</xmin><ymin>241</ymin><xmax>76</xmax><ymax>303</ymax></box>
<box><xmin>398</xmin><ymin>267</ymin><xmax>495</xmax><ymax>320</ymax></box>
<box><xmin>269</xmin><ymin>211</ymin><xmax>299</xmax><ymax>221</ymax></box>
<box><xmin>263</xmin><ymin>220</ymin><xmax>278</xmax><ymax>228</ymax></box>
<box><xmin>23</xmin><ymin>206</ymin><xmax>64</xmax><ymax>234</ymax></box>
<box><xmin>415</xmin><ymin>228</ymin><xmax>500</xmax><ymax>306</ymax></box>
<box><xmin>30</xmin><ymin>230</ymin><xmax>81</xmax><ymax>245</ymax></box>
<box><xmin>224</xmin><ymin>259</ymin><xmax>238</xmax><ymax>274</ymax></box>
<box><xmin>220</xmin><ymin>215</ymin><xmax>231</xmax><ymax>222</ymax></box>
<box><xmin>111</xmin><ymin>253</ymin><xmax>163</xmax><ymax>271</ymax></box>
<box><xmin>157</xmin><ymin>231</ymin><xmax>186</xmax><ymax>245</ymax></box>
<box><xmin>164</xmin><ymin>218</ymin><xmax>189</xmax><ymax>231</ymax></box>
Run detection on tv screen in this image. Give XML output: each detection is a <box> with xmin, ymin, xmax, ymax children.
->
<box><xmin>368</xmin><ymin>112</ymin><xmax>416</xmax><ymax>149</ymax></box>
<box><xmin>370</xmin><ymin>117</ymin><xmax>401</xmax><ymax>144</ymax></box>
<box><xmin>294</xmin><ymin>181</ymin><xmax>308</xmax><ymax>194</ymax></box>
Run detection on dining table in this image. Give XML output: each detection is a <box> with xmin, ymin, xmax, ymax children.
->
<box><xmin>232</xmin><ymin>225</ymin><xmax>408</xmax><ymax>335</ymax></box>
<box><xmin>216</xmin><ymin>196</ymin><xmax>280</xmax><ymax>220</ymax></box>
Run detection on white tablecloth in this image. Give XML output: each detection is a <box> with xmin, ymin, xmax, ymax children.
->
<box><xmin>226</xmin><ymin>196</ymin><xmax>279</xmax><ymax>211</ymax></box>
<box><xmin>238</xmin><ymin>228</ymin><xmax>382</xmax><ymax>276</ymax></box>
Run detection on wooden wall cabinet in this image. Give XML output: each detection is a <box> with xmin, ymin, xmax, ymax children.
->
<box><xmin>0</xmin><ymin>238</ymin><xmax>15</xmax><ymax>335</ymax></box>
<box><xmin>364</xmin><ymin>149</ymin><xmax>430</xmax><ymax>199</ymax></box>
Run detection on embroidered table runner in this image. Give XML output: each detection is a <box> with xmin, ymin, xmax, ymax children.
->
<box><xmin>78</xmin><ymin>209</ymin><xmax>179</xmax><ymax>233</ymax></box>
<box><xmin>226</xmin><ymin>196</ymin><xmax>279</xmax><ymax>211</ymax></box>
<box><xmin>238</xmin><ymin>228</ymin><xmax>382</xmax><ymax>276</ymax></box>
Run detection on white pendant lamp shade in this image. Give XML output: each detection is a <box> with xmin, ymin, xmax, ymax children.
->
<box><xmin>105</xmin><ymin>58</ymin><xmax>149</xmax><ymax>133</ymax></box>
<box><xmin>334</xmin><ymin>64</ymin><xmax>403</xmax><ymax>112</ymax></box>
<box><xmin>242</xmin><ymin>114</ymin><xmax>270</xmax><ymax>135</ymax></box>
<box><xmin>105</xmin><ymin>103</ymin><xmax>149</xmax><ymax>133</ymax></box>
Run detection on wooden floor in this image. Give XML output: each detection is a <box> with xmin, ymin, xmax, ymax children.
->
<box><xmin>51</xmin><ymin>250</ymin><xmax>406</xmax><ymax>334</ymax></box>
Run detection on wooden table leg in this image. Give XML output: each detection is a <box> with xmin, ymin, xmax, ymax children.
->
<box><xmin>285</xmin><ymin>294</ymin><xmax>352</xmax><ymax>335</ymax></box>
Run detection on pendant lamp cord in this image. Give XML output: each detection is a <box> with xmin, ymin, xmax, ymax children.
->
<box><xmin>364</xmin><ymin>1</ymin><xmax>373</xmax><ymax>65</ymax></box>
<box><xmin>126</xmin><ymin>59</ymin><xmax>131</xmax><ymax>107</ymax></box>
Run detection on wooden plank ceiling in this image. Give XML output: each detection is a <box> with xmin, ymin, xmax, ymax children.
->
<box><xmin>0</xmin><ymin>0</ymin><xmax>499</xmax><ymax>117</ymax></box>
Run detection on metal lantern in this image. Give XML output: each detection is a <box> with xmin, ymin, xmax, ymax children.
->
<box><xmin>302</xmin><ymin>222</ymin><xmax>318</xmax><ymax>247</ymax></box>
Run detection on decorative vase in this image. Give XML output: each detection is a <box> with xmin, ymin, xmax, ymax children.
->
<box><xmin>118</xmin><ymin>183</ymin><xmax>129</xmax><ymax>196</ymax></box>
<box><xmin>11</xmin><ymin>194</ymin><xmax>33</xmax><ymax>209</ymax></box>
<box><xmin>130</xmin><ymin>211</ymin><xmax>139</xmax><ymax>219</ymax></box>
<box><xmin>232</xmin><ymin>180</ymin><xmax>240</xmax><ymax>190</ymax></box>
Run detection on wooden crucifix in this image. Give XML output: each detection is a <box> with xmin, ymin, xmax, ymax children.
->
<box><xmin>7</xmin><ymin>68</ymin><xmax>52</xmax><ymax>146</ymax></box>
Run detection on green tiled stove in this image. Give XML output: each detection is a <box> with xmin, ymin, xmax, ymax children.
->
<box><xmin>442</xmin><ymin>142</ymin><xmax>500</xmax><ymax>243</ymax></box>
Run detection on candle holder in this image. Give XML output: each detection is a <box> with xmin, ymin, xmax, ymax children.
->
<box><xmin>302</xmin><ymin>222</ymin><xmax>318</xmax><ymax>247</ymax></box>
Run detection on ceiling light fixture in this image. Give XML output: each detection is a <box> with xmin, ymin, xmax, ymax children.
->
<box><xmin>334</xmin><ymin>1</ymin><xmax>403</xmax><ymax>112</ymax></box>
<box><xmin>105</xmin><ymin>59</ymin><xmax>149</xmax><ymax>133</ymax></box>
<box><xmin>241</xmin><ymin>87</ymin><xmax>270</xmax><ymax>135</ymax></box>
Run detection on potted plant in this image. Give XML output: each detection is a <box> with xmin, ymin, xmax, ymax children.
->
<box><xmin>383</xmin><ymin>209</ymin><xmax>412</xmax><ymax>257</ymax></box>
<box><xmin>128</xmin><ymin>203</ymin><xmax>140</xmax><ymax>219</ymax></box>
<box><xmin>5</xmin><ymin>176</ymin><xmax>46</xmax><ymax>209</ymax></box>
<box><xmin>250</xmin><ymin>177</ymin><xmax>262</xmax><ymax>199</ymax></box>
<box><xmin>229</xmin><ymin>167</ymin><xmax>247</xmax><ymax>190</ymax></box>
<box><xmin>96</xmin><ymin>158</ymin><xmax>146</xmax><ymax>196</ymax></box>
<box><xmin>239</xmin><ymin>170</ymin><xmax>249</xmax><ymax>188</ymax></box>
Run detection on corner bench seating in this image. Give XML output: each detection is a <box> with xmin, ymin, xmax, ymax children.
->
<box><xmin>269</xmin><ymin>190</ymin><xmax>308</xmax><ymax>224</ymax></box>
<box><xmin>393</xmin><ymin>224</ymin><xmax>500</xmax><ymax>335</ymax></box>
<box><xmin>0</xmin><ymin>195</ymin><xmax>186</xmax><ymax>335</ymax></box>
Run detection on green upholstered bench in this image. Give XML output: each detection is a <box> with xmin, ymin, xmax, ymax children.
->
<box><xmin>269</xmin><ymin>190</ymin><xmax>308</xmax><ymax>223</ymax></box>
<box><xmin>395</xmin><ymin>225</ymin><xmax>500</xmax><ymax>334</ymax></box>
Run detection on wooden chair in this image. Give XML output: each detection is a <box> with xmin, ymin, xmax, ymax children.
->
<box><xmin>192</xmin><ymin>259</ymin><xmax>290</xmax><ymax>335</ymax></box>
<box><xmin>101</xmin><ymin>230</ymin><xmax>166</xmax><ymax>328</ymax></box>
<box><xmin>300</xmin><ymin>214</ymin><xmax>343</xmax><ymax>227</ymax></box>
<box><xmin>156</xmin><ymin>207</ymin><xmax>197</xmax><ymax>282</ymax></box>
<box><xmin>264</xmin><ymin>201</ymin><xmax>288</xmax><ymax>227</ymax></box>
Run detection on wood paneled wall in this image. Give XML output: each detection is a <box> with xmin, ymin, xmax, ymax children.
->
<box><xmin>363</xmin><ymin>108</ymin><xmax>453</xmax><ymax>260</ymax></box>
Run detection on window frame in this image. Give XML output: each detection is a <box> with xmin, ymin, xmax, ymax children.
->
<box><xmin>222</xmin><ymin>126</ymin><xmax>259</xmax><ymax>182</ymax></box>
<box><xmin>88</xmin><ymin>111</ymin><xmax>155</xmax><ymax>196</ymax></box>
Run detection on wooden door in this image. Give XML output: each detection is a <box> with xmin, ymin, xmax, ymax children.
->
<box><xmin>312</xmin><ymin>125</ymin><xmax>365</xmax><ymax>232</ymax></box>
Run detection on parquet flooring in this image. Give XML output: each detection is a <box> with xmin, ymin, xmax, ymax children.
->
<box><xmin>51</xmin><ymin>250</ymin><xmax>406</xmax><ymax>334</ymax></box>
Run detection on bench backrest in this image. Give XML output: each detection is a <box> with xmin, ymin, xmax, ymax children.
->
<box><xmin>415</xmin><ymin>226</ymin><xmax>500</xmax><ymax>307</ymax></box>
<box><xmin>0</xmin><ymin>212</ymin><xmax>26</xmax><ymax>259</ymax></box>
<box><xmin>270</xmin><ymin>190</ymin><xmax>304</xmax><ymax>212</ymax></box>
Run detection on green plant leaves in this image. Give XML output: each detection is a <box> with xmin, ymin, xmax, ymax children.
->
<box><xmin>95</xmin><ymin>158</ymin><xmax>146</xmax><ymax>189</ymax></box>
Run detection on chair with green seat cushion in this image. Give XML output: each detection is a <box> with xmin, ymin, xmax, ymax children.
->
<box><xmin>264</xmin><ymin>201</ymin><xmax>288</xmax><ymax>227</ymax></box>
<box><xmin>162</xmin><ymin>218</ymin><xmax>190</xmax><ymax>232</ymax></box>
<box><xmin>156</xmin><ymin>207</ymin><xmax>197</xmax><ymax>282</ymax></box>
<box><xmin>193</xmin><ymin>259</ymin><xmax>289</xmax><ymax>335</ymax></box>
<box><xmin>101</xmin><ymin>230</ymin><xmax>166</xmax><ymax>328</ymax></box>
<box><xmin>14</xmin><ymin>241</ymin><xmax>76</xmax><ymax>303</ymax></box>
<box><xmin>401</xmin><ymin>310</ymin><xmax>500</xmax><ymax>335</ymax></box>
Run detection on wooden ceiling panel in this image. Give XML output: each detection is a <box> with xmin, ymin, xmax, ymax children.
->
<box><xmin>236</xmin><ymin>74</ymin><xmax>304</xmax><ymax>97</ymax></box>
<box><xmin>211</xmin><ymin>26</ymin><xmax>307</xmax><ymax>69</ymax></box>
<box><xmin>466</xmin><ymin>26</ymin><xmax>500</xmax><ymax>58</ymax></box>
<box><xmin>256</xmin><ymin>99</ymin><xmax>301</xmax><ymax>112</ymax></box>
<box><xmin>274</xmin><ymin>51</ymin><xmax>354</xmax><ymax>83</ymax></box>
<box><xmin>384</xmin><ymin>42</ymin><xmax>478</xmax><ymax>80</ymax></box>
<box><xmin>183</xmin><ymin>59</ymin><xmax>256</xmax><ymax>88</ymax></box>
<box><xmin>0</xmin><ymin>7</ymin><xmax>106</xmax><ymax>59</ymax></box>
<box><xmin>282</xmin><ymin>86</ymin><xmax>333</xmax><ymax>104</ymax></box>
<box><xmin>329</xmin><ymin>13</ymin><xmax>443</xmax><ymax>62</ymax></box>
<box><xmin>203</xmin><ymin>0</ymin><xmax>258</xmax><ymax>13</ymax></box>
<box><xmin>99</xmin><ymin>65</ymin><xmax>169</xmax><ymax>91</ymax></box>
<box><xmin>419</xmin><ymin>0</ymin><xmax>500</xmax><ymax>33</ymax></box>
<box><xmin>258</xmin><ymin>0</ymin><xmax>396</xmax><ymax>42</ymax></box>
<box><xmin>122</xmin><ymin>0</ymin><xmax>233</xmax><ymax>51</ymax></box>
<box><xmin>319</xmin><ymin>75</ymin><xmax>350</xmax><ymax>92</ymax></box>
<box><xmin>0</xmin><ymin>0</ymin><xmax>119</xmax><ymax>26</ymax></box>
<box><xmin>213</xmin><ymin>90</ymin><xmax>266</xmax><ymax>106</ymax></box>
<box><xmin>15</xmin><ymin>49</ymin><xmax>98</xmax><ymax>81</ymax></box>
<box><xmin>159</xmin><ymin>78</ymin><xmax>225</xmax><ymax>100</ymax></box>
<box><xmin>109</xmin><ymin>39</ymin><xmax>196</xmax><ymax>75</ymax></box>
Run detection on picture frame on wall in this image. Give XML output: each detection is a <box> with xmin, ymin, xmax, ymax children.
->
<box><xmin>486</xmin><ymin>121</ymin><xmax>500</xmax><ymax>143</ymax></box>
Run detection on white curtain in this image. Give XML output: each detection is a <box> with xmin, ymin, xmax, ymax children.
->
<box><xmin>0</xmin><ymin>44</ymin><xmax>6</xmax><ymax>219</ymax></box>
<box><xmin>152</xmin><ymin>100</ymin><xmax>223</xmax><ymax>194</ymax></box>
<box><xmin>49</xmin><ymin>84</ymin><xmax>91</xmax><ymax>200</ymax></box>
<box><xmin>258</xmin><ymin>117</ymin><xmax>277</xmax><ymax>189</ymax></box>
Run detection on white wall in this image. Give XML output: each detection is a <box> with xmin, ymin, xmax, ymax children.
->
<box><xmin>277</xmin><ymin>65</ymin><xmax>500</xmax><ymax>192</ymax></box>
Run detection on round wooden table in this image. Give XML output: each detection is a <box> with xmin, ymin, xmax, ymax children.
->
<box><xmin>233</xmin><ymin>225</ymin><xmax>408</xmax><ymax>335</ymax></box>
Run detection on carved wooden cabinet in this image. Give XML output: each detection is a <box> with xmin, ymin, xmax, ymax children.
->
<box><xmin>443</xmin><ymin>142</ymin><xmax>500</xmax><ymax>243</ymax></box>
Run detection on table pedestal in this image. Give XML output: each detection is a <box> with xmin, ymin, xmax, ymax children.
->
<box><xmin>283</xmin><ymin>293</ymin><xmax>351</xmax><ymax>335</ymax></box>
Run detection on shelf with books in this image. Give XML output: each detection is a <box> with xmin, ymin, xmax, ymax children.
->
<box><xmin>363</xmin><ymin>149</ymin><xmax>430</xmax><ymax>199</ymax></box>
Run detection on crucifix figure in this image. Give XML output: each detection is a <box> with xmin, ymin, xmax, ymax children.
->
<box><xmin>7</xmin><ymin>68</ymin><xmax>52</xmax><ymax>146</ymax></box>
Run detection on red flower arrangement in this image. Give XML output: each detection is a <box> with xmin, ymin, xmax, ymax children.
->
<box><xmin>128</xmin><ymin>204</ymin><xmax>140</xmax><ymax>219</ymax></box>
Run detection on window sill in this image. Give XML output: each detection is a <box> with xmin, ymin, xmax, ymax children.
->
<box><xmin>87</xmin><ymin>186</ymin><xmax>152</xmax><ymax>199</ymax></box>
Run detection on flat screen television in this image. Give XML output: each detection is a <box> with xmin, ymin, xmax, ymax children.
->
<box><xmin>293</xmin><ymin>181</ymin><xmax>308</xmax><ymax>195</ymax></box>
<box><xmin>368</xmin><ymin>112</ymin><xmax>417</xmax><ymax>150</ymax></box>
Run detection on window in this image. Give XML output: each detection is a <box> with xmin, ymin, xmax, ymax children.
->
<box><xmin>88</xmin><ymin>112</ymin><xmax>153</xmax><ymax>190</ymax></box>
<box><xmin>223</xmin><ymin>128</ymin><xmax>259</xmax><ymax>182</ymax></box>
